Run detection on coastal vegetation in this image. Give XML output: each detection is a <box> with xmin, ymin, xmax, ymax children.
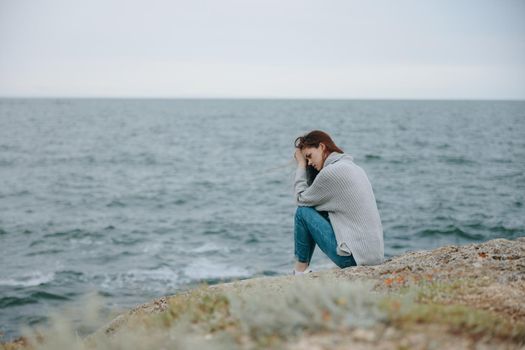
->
<box><xmin>2</xmin><ymin>237</ymin><xmax>524</xmax><ymax>349</ymax></box>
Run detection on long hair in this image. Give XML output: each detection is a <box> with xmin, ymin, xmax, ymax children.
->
<box><xmin>294</xmin><ymin>130</ymin><xmax>344</xmax><ymax>185</ymax></box>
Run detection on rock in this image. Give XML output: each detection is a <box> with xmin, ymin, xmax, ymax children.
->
<box><xmin>351</xmin><ymin>328</ymin><xmax>376</xmax><ymax>342</ymax></box>
<box><xmin>6</xmin><ymin>237</ymin><xmax>524</xmax><ymax>350</ymax></box>
<box><xmin>103</xmin><ymin>237</ymin><xmax>525</xmax><ymax>336</ymax></box>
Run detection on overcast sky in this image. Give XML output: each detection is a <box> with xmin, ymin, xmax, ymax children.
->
<box><xmin>1</xmin><ymin>0</ymin><xmax>524</xmax><ymax>99</ymax></box>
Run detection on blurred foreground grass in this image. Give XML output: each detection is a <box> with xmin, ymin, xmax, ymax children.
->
<box><xmin>2</xmin><ymin>275</ymin><xmax>524</xmax><ymax>350</ymax></box>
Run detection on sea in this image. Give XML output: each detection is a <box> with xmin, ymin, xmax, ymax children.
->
<box><xmin>1</xmin><ymin>98</ymin><xmax>524</xmax><ymax>340</ymax></box>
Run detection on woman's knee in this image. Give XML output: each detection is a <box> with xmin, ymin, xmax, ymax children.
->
<box><xmin>295</xmin><ymin>206</ymin><xmax>315</xmax><ymax>221</ymax></box>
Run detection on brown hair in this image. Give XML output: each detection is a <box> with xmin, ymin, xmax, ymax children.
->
<box><xmin>294</xmin><ymin>130</ymin><xmax>344</xmax><ymax>157</ymax></box>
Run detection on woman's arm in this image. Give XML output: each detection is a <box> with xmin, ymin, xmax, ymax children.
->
<box><xmin>294</xmin><ymin>166</ymin><xmax>337</xmax><ymax>207</ymax></box>
<box><xmin>294</xmin><ymin>148</ymin><xmax>307</xmax><ymax>168</ymax></box>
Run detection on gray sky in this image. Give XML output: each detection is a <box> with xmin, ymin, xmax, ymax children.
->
<box><xmin>1</xmin><ymin>0</ymin><xmax>524</xmax><ymax>99</ymax></box>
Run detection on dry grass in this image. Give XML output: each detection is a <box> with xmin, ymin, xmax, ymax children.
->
<box><xmin>2</xmin><ymin>275</ymin><xmax>525</xmax><ymax>349</ymax></box>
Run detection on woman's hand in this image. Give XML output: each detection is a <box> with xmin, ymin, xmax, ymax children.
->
<box><xmin>294</xmin><ymin>148</ymin><xmax>307</xmax><ymax>168</ymax></box>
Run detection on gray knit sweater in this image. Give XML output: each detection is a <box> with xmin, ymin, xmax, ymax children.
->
<box><xmin>294</xmin><ymin>152</ymin><xmax>384</xmax><ymax>266</ymax></box>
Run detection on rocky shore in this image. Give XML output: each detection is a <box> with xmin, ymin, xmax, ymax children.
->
<box><xmin>3</xmin><ymin>237</ymin><xmax>525</xmax><ymax>350</ymax></box>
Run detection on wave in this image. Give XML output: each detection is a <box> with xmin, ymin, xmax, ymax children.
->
<box><xmin>364</xmin><ymin>154</ymin><xmax>382</xmax><ymax>160</ymax></box>
<box><xmin>106</xmin><ymin>200</ymin><xmax>126</xmax><ymax>208</ymax></box>
<box><xmin>0</xmin><ymin>272</ymin><xmax>55</xmax><ymax>287</ymax></box>
<box><xmin>417</xmin><ymin>225</ymin><xmax>485</xmax><ymax>241</ymax></box>
<box><xmin>111</xmin><ymin>237</ymin><xmax>147</xmax><ymax>246</ymax></box>
<box><xmin>0</xmin><ymin>296</ymin><xmax>37</xmax><ymax>308</ymax></box>
<box><xmin>390</xmin><ymin>243</ymin><xmax>408</xmax><ymax>250</ymax></box>
<box><xmin>487</xmin><ymin>224</ymin><xmax>523</xmax><ymax>236</ymax></box>
<box><xmin>0</xmin><ymin>291</ymin><xmax>69</xmax><ymax>309</ymax></box>
<box><xmin>438</xmin><ymin>155</ymin><xmax>477</xmax><ymax>165</ymax></box>
<box><xmin>182</xmin><ymin>258</ymin><xmax>251</xmax><ymax>282</ymax></box>
<box><xmin>202</xmin><ymin>227</ymin><xmax>229</xmax><ymax>236</ymax></box>
<box><xmin>97</xmin><ymin>266</ymin><xmax>183</xmax><ymax>292</ymax></box>
<box><xmin>25</xmin><ymin>248</ymin><xmax>65</xmax><ymax>257</ymax></box>
<box><xmin>453</xmin><ymin>222</ymin><xmax>523</xmax><ymax>237</ymax></box>
<box><xmin>0</xmin><ymin>190</ymin><xmax>31</xmax><ymax>199</ymax></box>
<box><xmin>190</xmin><ymin>242</ymin><xmax>231</xmax><ymax>254</ymax></box>
<box><xmin>30</xmin><ymin>291</ymin><xmax>70</xmax><ymax>301</ymax></box>
<box><xmin>43</xmin><ymin>229</ymin><xmax>103</xmax><ymax>239</ymax></box>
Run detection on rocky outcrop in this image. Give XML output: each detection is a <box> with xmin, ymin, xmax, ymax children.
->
<box><xmin>92</xmin><ymin>237</ymin><xmax>525</xmax><ymax>349</ymax></box>
<box><xmin>5</xmin><ymin>237</ymin><xmax>525</xmax><ymax>350</ymax></box>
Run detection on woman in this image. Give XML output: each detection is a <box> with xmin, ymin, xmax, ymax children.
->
<box><xmin>293</xmin><ymin>130</ymin><xmax>384</xmax><ymax>274</ymax></box>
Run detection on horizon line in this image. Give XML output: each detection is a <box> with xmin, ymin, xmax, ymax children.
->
<box><xmin>1</xmin><ymin>96</ymin><xmax>524</xmax><ymax>102</ymax></box>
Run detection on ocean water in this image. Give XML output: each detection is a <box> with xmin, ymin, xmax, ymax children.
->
<box><xmin>0</xmin><ymin>98</ymin><xmax>524</xmax><ymax>339</ymax></box>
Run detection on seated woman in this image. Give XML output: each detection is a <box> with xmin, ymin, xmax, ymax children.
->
<box><xmin>293</xmin><ymin>130</ymin><xmax>384</xmax><ymax>274</ymax></box>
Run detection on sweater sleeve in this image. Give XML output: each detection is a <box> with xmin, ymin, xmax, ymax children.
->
<box><xmin>294</xmin><ymin>166</ymin><xmax>338</xmax><ymax>207</ymax></box>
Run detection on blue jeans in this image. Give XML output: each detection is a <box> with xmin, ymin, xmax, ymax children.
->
<box><xmin>294</xmin><ymin>206</ymin><xmax>357</xmax><ymax>268</ymax></box>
